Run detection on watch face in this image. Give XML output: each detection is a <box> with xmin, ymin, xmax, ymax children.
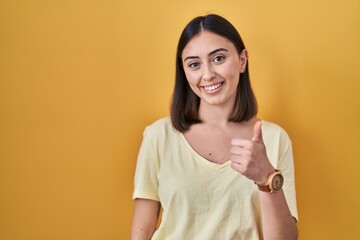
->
<box><xmin>271</xmin><ymin>174</ymin><xmax>284</xmax><ymax>191</ymax></box>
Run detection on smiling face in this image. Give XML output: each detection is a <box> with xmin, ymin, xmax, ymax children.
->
<box><xmin>182</xmin><ymin>30</ymin><xmax>248</xmax><ymax>108</ymax></box>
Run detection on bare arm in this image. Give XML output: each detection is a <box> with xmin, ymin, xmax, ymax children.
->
<box><xmin>259</xmin><ymin>188</ymin><xmax>298</xmax><ymax>239</ymax></box>
<box><xmin>131</xmin><ymin>198</ymin><xmax>160</xmax><ymax>240</ymax></box>
<box><xmin>231</xmin><ymin>121</ymin><xmax>298</xmax><ymax>239</ymax></box>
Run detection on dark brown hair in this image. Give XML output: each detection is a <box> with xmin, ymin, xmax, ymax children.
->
<box><xmin>171</xmin><ymin>14</ymin><xmax>257</xmax><ymax>132</ymax></box>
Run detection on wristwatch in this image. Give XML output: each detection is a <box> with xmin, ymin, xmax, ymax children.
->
<box><xmin>256</xmin><ymin>169</ymin><xmax>284</xmax><ymax>193</ymax></box>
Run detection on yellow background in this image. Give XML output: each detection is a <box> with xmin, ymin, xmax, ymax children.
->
<box><xmin>1</xmin><ymin>0</ymin><xmax>359</xmax><ymax>239</ymax></box>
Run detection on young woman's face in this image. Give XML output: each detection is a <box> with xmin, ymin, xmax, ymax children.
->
<box><xmin>182</xmin><ymin>30</ymin><xmax>247</xmax><ymax>107</ymax></box>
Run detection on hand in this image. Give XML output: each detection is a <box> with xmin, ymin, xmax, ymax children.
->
<box><xmin>230</xmin><ymin>121</ymin><xmax>275</xmax><ymax>184</ymax></box>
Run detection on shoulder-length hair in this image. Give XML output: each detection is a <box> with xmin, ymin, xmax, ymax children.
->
<box><xmin>170</xmin><ymin>14</ymin><xmax>258</xmax><ymax>132</ymax></box>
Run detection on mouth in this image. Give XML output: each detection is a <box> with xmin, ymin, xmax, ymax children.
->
<box><xmin>201</xmin><ymin>82</ymin><xmax>224</xmax><ymax>93</ymax></box>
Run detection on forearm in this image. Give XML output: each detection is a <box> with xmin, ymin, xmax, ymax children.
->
<box><xmin>259</xmin><ymin>189</ymin><xmax>298</xmax><ymax>240</ymax></box>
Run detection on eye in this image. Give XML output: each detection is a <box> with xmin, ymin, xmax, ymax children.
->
<box><xmin>213</xmin><ymin>55</ymin><xmax>225</xmax><ymax>63</ymax></box>
<box><xmin>188</xmin><ymin>62</ymin><xmax>200</xmax><ymax>69</ymax></box>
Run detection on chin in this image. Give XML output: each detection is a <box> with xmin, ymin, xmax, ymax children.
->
<box><xmin>202</xmin><ymin>98</ymin><xmax>228</xmax><ymax>106</ymax></box>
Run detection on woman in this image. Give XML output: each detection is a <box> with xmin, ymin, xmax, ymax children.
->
<box><xmin>131</xmin><ymin>14</ymin><xmax>298</xmax><ymax>239</ymax></box>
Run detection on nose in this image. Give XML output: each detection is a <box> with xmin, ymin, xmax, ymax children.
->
<box><xmin>202</xmin><ymin>63</ymin><xmax>216</xmax><ymax>81</ymax></box>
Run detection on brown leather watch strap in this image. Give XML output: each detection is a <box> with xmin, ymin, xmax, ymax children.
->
<box><xmin>257</xmin><ymin>184</ymin><xmax>271</xmax><ymax>192</ymax></box>
<box><xmin>256</xmin><ymin>169</ymin><xmax>283</xmax><ymax>193</ymax></box>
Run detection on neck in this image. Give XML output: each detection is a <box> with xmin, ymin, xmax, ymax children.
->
<box><xmin>198</xmin><ymin>101</ymin><xmax>234</xmax><ymax>127</ymax></box>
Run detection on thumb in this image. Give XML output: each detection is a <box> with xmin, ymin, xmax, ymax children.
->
<box><xmin>252</xmin><ymin>121</ymin><xmax>263</xmax><ymax>143</ymax></box>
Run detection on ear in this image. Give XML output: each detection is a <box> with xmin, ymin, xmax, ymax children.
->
<box><xmin>239</xmin><ymin>49</ymin><xmax>248</xmax><ymax>73</ymax></box>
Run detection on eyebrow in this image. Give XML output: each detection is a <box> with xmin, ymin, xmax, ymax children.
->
<box><xmin>183</xmin><ymin>48</ymin><xmax>229</xmax><ymax>62</ymax></box>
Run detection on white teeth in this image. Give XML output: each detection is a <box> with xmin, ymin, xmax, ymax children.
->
<box><xmin>203</xmin><ymin>83</ymin><xmax>222</xmax><ymax>91</ymax></box>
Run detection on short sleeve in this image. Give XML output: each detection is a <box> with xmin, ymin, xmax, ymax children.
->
<box><xmin>132</xmin><ymin>127</ymin><xmax>160</xmax><ymax>201</ymax></box>
<box><xmin>278</xmin><ymin>130</ymin><xmax>299</xmax><ymax>222</ymax></box>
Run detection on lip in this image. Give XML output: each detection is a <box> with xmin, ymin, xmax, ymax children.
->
<box><xmin>201</xmin><ymin>82</ymin><xmax>224</xmax><ymax>94</ymax></box>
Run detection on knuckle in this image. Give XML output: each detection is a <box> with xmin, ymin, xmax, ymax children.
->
<box><xmin>230</xmin><ymin>146</ymin><xmax>238</xmax><ymax>154</ymax></box>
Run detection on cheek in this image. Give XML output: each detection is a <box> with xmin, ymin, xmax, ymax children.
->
<box><xmin>222</xmin><ymin>62</ymin><xmax>241</xmax><ymax>82</ymax></box>
<box><xmin>184</xmin><ymin>71</ymin><xmax>200</xmax><ymax>86</ymax></box>
<box><xmin>184</xmin><ymin>72</ymin><xmax>202</xmax><ymax>96</ymax></box>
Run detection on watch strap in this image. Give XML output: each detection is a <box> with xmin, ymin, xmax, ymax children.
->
<box><xmin>256</xmin><ymin>169</ymin><xmax>282</xmax><ymax>193</ymax></box>
<box><xmin>257</xmin><ymin>184</ymin><xmax>271</xmax><ymax>192</ymax></box>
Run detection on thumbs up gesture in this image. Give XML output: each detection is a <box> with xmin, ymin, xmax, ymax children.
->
<box><xmin>252</xmin><ymin>120</ymin><xmax>263</xmax><ymax>143</ymax></box>
<box><xmin>230</xmin><ymin>121</ymin><xmax>275</xmax><ymax>184</ymax></box>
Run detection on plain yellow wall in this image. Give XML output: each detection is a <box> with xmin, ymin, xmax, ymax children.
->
<box><xmin>1</xmin><ymin>0</ymin><xmax>359</xmax><ymax>239</ymax></box>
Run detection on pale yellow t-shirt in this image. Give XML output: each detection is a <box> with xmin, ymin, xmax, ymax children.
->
<box><xmin>133</xmin><ymin>117</ymin><xmax>298</xmax><ymax>240</ymax></box>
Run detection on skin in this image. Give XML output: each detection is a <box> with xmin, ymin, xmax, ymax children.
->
<box><xmin>131</xmin><ymin>199</ymin><xmax>160</xmax><ymax>239</ymax></box>
<box><xmin>131</xmin><ymin>30</ymin><xmax>298</xmax><ymax>240</ymax></box>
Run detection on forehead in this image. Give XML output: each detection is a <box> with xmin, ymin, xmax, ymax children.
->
<box><xmin>182</xmin><ymin>31</ymin><xmax>236</xmax><ymax>58</ymax></box>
